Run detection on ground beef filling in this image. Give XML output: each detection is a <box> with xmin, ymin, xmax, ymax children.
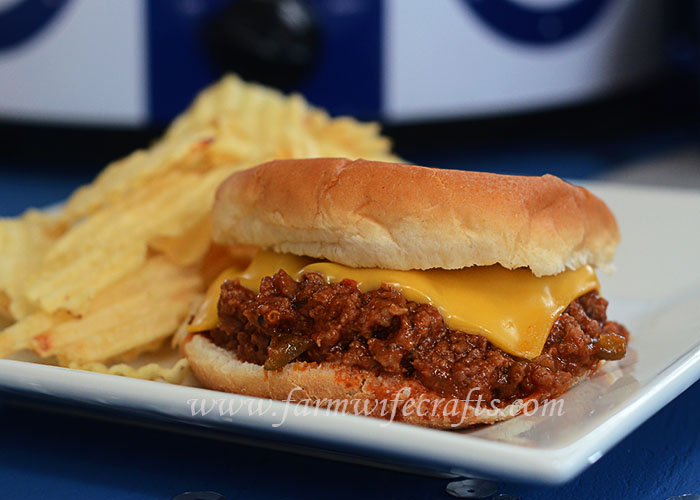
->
<box><xmin>205</xmin><ymin>269</ymin><xmax>629</xmax><ymax>405</ymax></box>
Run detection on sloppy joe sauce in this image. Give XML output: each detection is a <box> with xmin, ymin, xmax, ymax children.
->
<box><xmin>203</xmin><ymin>269</ymin><xmax>629</xmax><ymax>406</ymax></box>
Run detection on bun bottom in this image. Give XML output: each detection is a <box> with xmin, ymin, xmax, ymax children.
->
<box><xmin>185</xmin><ymin>335</ymin><xmax>589</xmax><ymax>429</ymax></box>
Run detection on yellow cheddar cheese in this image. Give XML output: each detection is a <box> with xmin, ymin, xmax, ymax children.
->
<box><xmin>188</xmin><ymin>251</ymin><xmax>599</xmax><ymax>359</ymax></box>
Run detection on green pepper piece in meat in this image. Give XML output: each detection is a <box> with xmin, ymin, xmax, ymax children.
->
<box><xmin>264</xmin><ymin>334</ymin><xmax>312</xmax><ymax>370</ymax></box>
<box><xmin>594</xmin><ymin>332</ymin><xmax>627</xmax><ymax>360</ymax></box>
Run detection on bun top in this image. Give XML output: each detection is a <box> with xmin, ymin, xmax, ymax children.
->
<box><xmin>213</xmin><ymin>158</ymin><xmax>619</xmax><ymax>276</ymax></box>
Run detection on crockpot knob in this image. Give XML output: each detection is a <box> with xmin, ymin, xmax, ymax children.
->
<box><xmin>205</xmin><ymin>0</ymin><xmax>320</xmax><ymax>89</ymax></box>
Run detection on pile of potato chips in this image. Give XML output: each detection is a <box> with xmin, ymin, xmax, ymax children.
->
<box><xmin>0</xmin><ymin>75</ymin><xmax>398</xmax><ymax>382</ymax></box>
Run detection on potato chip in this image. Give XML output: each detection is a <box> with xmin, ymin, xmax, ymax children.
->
<box><xmin>68</xmin><ymin>358</ymin><xmax>190</xmax><ymax>384</ymax></box>
<box><xmin>0</xmin><ymin>292</ymin><xmax>11</xmax><ymax>320</ymax></box>
<box><xmin>0</xmin><ymin>210</ymin><xmax>64</xmax><ymax>319</ymax></box>
<box><xmin>149</xmin><ymin>215</ymin><xmax>212</xmax><ymax>267</ymax></box>
<box><xmin>0</xmin><ymin>311</ymin><xmax>62</xmax><ymax>358</ymax></box>
<box><xmin>60</xmin><ymin>129</ymin><xmax>218</xmax><ymax>222</ymax></box>
<box><xmin>109</xmin><ymin>337</ymin><xmax>166</xmax><ymax>363</ymax></box>
<box><xmin>52</xmin><ymin>291</ymin><xmax>195</xmax><ymax>365</ymax></box>
<box><xmin>26</xmin><ymin>166</ymin><xmax>234</xmax><ymax>315</ymax></box>
<box><xmin>33</xmin><ymin>256</ymin><xmax>201</xmax><ymax>363</ymax></box>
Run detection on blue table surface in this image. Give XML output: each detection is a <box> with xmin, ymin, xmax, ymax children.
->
<box><xmin>1</xmin><ymin>156</ymin><xmax>699</xmax><ymax>500</ymax></box>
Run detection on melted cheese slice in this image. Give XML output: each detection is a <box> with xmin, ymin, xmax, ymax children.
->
<box><xmin>188</xmin><ymin>251</ymin><xmax>599</xmax><ymax>359</ymax></box>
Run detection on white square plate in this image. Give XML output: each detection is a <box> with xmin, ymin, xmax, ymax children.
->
<box><xmin>1</xmin><ymin>182</ymin><xmax>699</xmax><ymax>484</ymax></box>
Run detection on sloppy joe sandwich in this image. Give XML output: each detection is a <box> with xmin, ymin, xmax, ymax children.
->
<box><xmin>184</xmin><ymin>158</ymin><xmax>629</xmax><ymax>429</ymax></box>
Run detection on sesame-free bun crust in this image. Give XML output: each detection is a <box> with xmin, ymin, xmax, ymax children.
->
<box><xmin>213</xmin><ymin>158</ymin><xmax>619</xmax><ymax>276</ymax></box>
<box><xmin>185</xmin><ymin>335</ymin><xmax>591</xmax><ymax>429</ymax></box>
<box><xmin>185</xmin><ymin>335</ymin><xmax>521</xmax><ymax>429</ymax></box>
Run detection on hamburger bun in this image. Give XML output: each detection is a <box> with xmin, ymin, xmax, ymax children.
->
<box><xmin>186</xmin><ymin>335</ymin><xmax>597</xmax><ymax>429</ymax></box>
<box><xmin>213</xmin><ymin>158</ymin><xmax>619</xmax><ymax>277</ymax></box>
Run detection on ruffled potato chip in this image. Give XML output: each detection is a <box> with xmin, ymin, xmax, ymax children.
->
<box><xmin>0</xmin><ymin>210</ymin><xmax>65</xmax><ymax>320</ymax></box>
<box><xmin>32</xmin><ymin>256</ymin><xmax>202</xmax><ymax>363</ymax></box>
